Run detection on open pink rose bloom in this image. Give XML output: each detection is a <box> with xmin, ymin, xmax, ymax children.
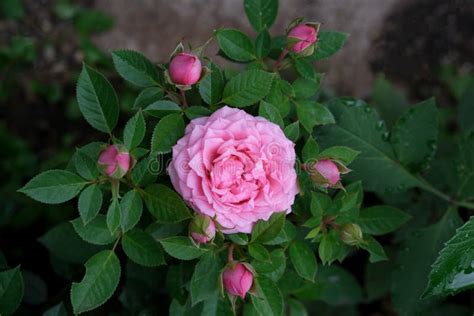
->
<box><xmin>169</xmin><ymin>106</ymin><xmax>298</xmax><ymax>234</ymax></box>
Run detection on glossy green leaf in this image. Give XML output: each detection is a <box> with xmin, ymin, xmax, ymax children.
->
<box><xmin>0</xmin><ymin>266</ymin><xmax>24</xmax><ymax>316</ymax></box>
<box><xmin>318</xmin><ymin>231</ymin><xmax>343</xmax><ymax>265</ymax></box>
<box><xmin>71</xmin><ymin>250</ymin><xmax>121</xmax><ymax>314</ymax></box>
<box><xmin>78</xmin><ymin>184</ymin><xmax>103</xmax><ymax>225</ymax></box>
<box><xmin>255</xmin><ymin>29</ymin><xmax>271</xmax><ymax>58</ymax></box>
<box><xmin>292</xmin><ymin>76</ymin><xmax>321</xmax><ymax>99</ymax></box>
<box><xmin>294</xmin><ymin>58</ymin><xmax>315</xmax><ymax>79</ymax></box>
<box><xmin>391</xmin><ymin>98</ymin><xmax>438</xmax><ymax>171</ymax></box>
<box><xmin>71</xmin><ymin>215</ymin><xmax>116</xmax><ymax>245</ymax></box>
<box><xmin>296</xmin><ymin>100</ymin><xmax>335</xmax><ymax>133</ymax></box>
<box><xmin>160</xmin><ymin>236</ymin><xmax>208</xmax><ymax>260</ymax></box>
<box><xmin>123</xmin><ymin>110</ymin><xmax>146</xmax><ymax>150</ymax></box>
<box><xmin>249</xmin><ymin>243</ymin><xmax>271</xmax><ymax>262</ymax></box>
<box><xmin>252</xmin><ymin>249</ymin><xmax>286</xmax><ymax>282</ymax></box>
<box><xmin>289</xmin><ymin>240</ymin><xmax>317</xmax><ymax>281</ymax></box>
<box><xmin>259</xmin><ymin>101</ymin><xmax>284</xmax><ymax>128</ymax></box>
<box><xmin>371</xmin><ymin>76</ymin><xmax>409</xmax><ymax>127</ymax></box>
<box><xmin>459</xmin><ymin>81</ymin><xmax>474</xmax><ymax>132</ymax></box>
<box><xmin>216</xmin><ymin>29</ymin><xmax>255</xmax><ymax>62</ymax></box>
<box><xmin>284</xmin><ymin>121</ymin><xmax>300</xmax><ymax>142</ymax></box>
<box><xmin>317</xmin><ymin>265</ymin><xmax>363</xmax><ymax>306</ymax></box>
<box><xmin>317</xmin><ymin>99</ymin><xmax>421</xmax><ymax>193</ymax></box>
<box><xmin>190</xmin><ymin>252</ymin><xmax>222</xmax><ymax>305</ymax></box>
<box><xmin>76</xmin><ymin>64</ymin><xmax>119</xmax><ymax>133</ymax></box>
<box><xmin>131</xmin><ymin>156</ymin><xmax>158</xmax><ymax>187</ymax></box>
<box><xmin>317</xmin><ymin>146</ymin><xmax>359</xmax><ymax>165</ymax></box>
<box><xmin>358</xmin><ymin>205</ymin><xmax>411</xmax><ymax>235</ymax></box>
<box><xmin>144</xmin><ymin>100</ymin><xmax>181</xmax><ymax>118</ymax></box>
<box><xmin>185</xmin><ymin>106</ymin><xmax>213</xmax><ymax>119</ymax></box>
<box><xmin>251</xmin><ymin>212</ymin><xmax>286</xmax><ymax>243</ymax></box>
<box><xmin>244</xmin><ymin>0</ymin><xmax>278</xmax><ymax>32</ymax></box>
<box><xmin>133</xmin><ymin>87</ymin><xmax>164</xmax><ymax>109</ymax></box>
<box><xmin>359</xmin><ymin>236</ymin><xmax>387</xmax><ymax>263</ymax></box>
<box><xmin>302</xmin><ymin>137</ymin><xmax>319</xmax><ymax>162</ymax></box>
<box><xmin>122</xmin><ymin>228</ymin><xmax>164</xmax><ymax>267</ymax></box>
<box><xmin>143</xmin><ymin>184</ymin><xmax>191</xmax><ymax>223</ymax></box>
<box><xmin>19</xmin><ymin>170</ymin><xmax>87</xmax><ymax>204</ymax></box>
<box><xmin>312</xmin><ymin>31</ymin><xmax>348</xmax><ymax>60</ymax></box>
<box><xmin>119</xmin><ymin>190</ymin><xmax>143</xmax><ymax>233</ymax></box>
<box><xmin>112</xmin><ymin>49</ymin><xmax>159</xmax><ymax>87</ymax></box>
<box><xmin>106</xmin><ymin>199</ymin><xmax>121</xmax><ymax>235</ymax></box>
<box><xmin>222</xmin><ymin>69</ymin><xmax>274</xmax><ymax>107</ymax></box>
<box><xmin>198</xmin><ymin>63</ymin><xmax>224</xmax><ymax>105</ymax></box>
<box><xmin>75</xmin><ymin>148</ymin><xmax>99</xmax><ymax>180</ymax></box>
<box><xmin>151</xmin><ymin>113</ymin><xmax>184</xmax><ymax>154</ymax></box>
<box><xmin>251</xmin><ymin>276</ymin><xmax>283</xmax><ymax>316</ymax></box>
<box><xmin>423</xmin><ymin>216</ymin><xmax>474</xmax><ymax>297</ymax></box>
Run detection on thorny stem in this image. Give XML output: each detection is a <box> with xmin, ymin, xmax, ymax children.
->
<box><xmin>227</xmin><ymin>244</ymin><xmax>235</xmax><ymax>263</ymax></box>
<box><xmin>273</xmin><ymin>49</ymin><xmax>289</xmax><ymax>72</ymax></box>
<box><xmin>180</xmin><ymin>89</ymin><xmax>188</xmax><ymax>108</ymax></box>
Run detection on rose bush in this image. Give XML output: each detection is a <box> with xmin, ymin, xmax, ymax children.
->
<box><xmin>4</xmin><ymin>0</ymin><xmax>473</xmax><ymax>315</ymax></box>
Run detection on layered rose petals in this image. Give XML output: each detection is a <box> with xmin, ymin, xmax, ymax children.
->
<box><xmin>169</xmin><ymin>106</ymin><xmax>298</xmax><ymax>234</ymax></box>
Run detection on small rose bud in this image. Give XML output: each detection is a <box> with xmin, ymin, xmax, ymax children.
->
<box><xmin>314</xmin><ymin>160</ymin><xmax>340</xmax><ymax>186</ymax></box>
<box><xmin>340</xmin><ymin>223</ymin><xmax>363</xmax><ymax>246</ymax></box>
<box><xmin>189</xmin><ymin>214</ymin><xmax>216</xmax><ymax>244</ymax></box>
<box><xmin>287</xmin><ymin>23</ymin><xmax>318</xmax><ymax>53</ymax></box>
<box><xmin>222</xmin><ymin>262</ymin><xmax>253</xmax><ymax>299</ymax></box>
<box><xmin>97</xmin><ymin>144</ymin><xmax>131</xmax><ymax>179</ymax></box>
<box><xmin>169</xmin><ymin>52</ymin><xmax>202</xmax><ymax>86</ymax></box>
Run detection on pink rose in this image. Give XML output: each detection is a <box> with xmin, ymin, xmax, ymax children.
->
<box><xmin>97</xmin><ymin>145</ymin><xmax>131</xmax><ymax>179</ymax></box>
<box><xmin>222</xmin><ymin>263</ymin><xmax>253</xmax><ymax>298</ymax></box>
<box><xmin>169</xmin><ymin>52</ymin><xmax>202</xmax><ymax>86</ymax></box>
<box><xmin>189</xmin><ymin>214</ymin><xmax>216</xmax><ymax>244</ymax></box>
<box><xmin>288</xmin><ymin>24</ymin><xmax>318</xmax><ymax>53</ymax></box>
<box><xmin>168</xmin><ymin>106</ymin><xmax>298</xmax><ymax>234</ymax></box>
<box><xmin>315</xmin><ymin>159</ymin><xmax>340</xmax><ymax>186</ymax></box>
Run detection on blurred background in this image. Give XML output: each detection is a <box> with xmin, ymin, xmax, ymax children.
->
<box><xmin>0</xmin><ymin>0</ymin><xmax>473</xmax><ymax>314</ymax></box>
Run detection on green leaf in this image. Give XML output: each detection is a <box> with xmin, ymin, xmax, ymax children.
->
<box><xmin>459</xmin><ymin>81</ymin><xmax>474</xmax><ymax>132</ymax></box>
<box><xmin>265</xmin><ymin>79</ymin><xmax>292</xmax><ymax>118</ymax></box>
<box><xmin>19</xmin><ymin>170</ymin><xmax>87</xmax><ymax>204</ymax></box>
<box><xmin>289</xmin><ymin>240</ymin><xmax>317</xmax><ymax>281</ymax></box>
<box><xmin>457</xmin><ymin>133</ymin><xmax>474</xmax><ymax>201</ymax></box>
<box><xmin>106</xmin><ymin>199</ymin><xmax>121</xmax><ymax>235</ymax></box>
<box><xmin>259</xmin><ymin>101</ymin><xmax>284</xmax><ymax>128</ymax></box>
<box><xmin>255</xmin><ymin>29</ymin><xmax>271</xmax><ymax>58</ymax></box>
<box><xmin>160</xmin><ymin>236</ymin><xmax>208</xmax><ymax>260</ymax></box>
<box><xmin>318</xmin><ymin>146</ymin><xmax>359</xmax><ymax>165</ymax></box>
<box><xmin>199</xmin><ymin>63</ymin><xmax>224</xmax><ymax>105</ymax></box>
<box><xmin>391</xmin><ymin>209</ymin><xmax>462</xmax><ymax>315</ymax></box>
<box><xmin>391</xmin><ymin>98</ymin><xmax>438</xmax><ymax>171</ymax></box>
<box><xmin>43</xmin><ymin>302</ymin><xmax>68</xmax><ymax>316</ymax></box>
<box><xmin>252</xmin><ymin>249</ymin><xmax>286</xmax><ymax>282</ymax></box>
<box><xmin>133</xmin><ymin>87</ymin><xmax>164</xmax><ymax>109</ymax></box>
<box><xmin>244</xmin><ymin>0</ymin><xmax>278</xmax><ymax>32</ymax></box>
<box><xmin>71</xmin><ymin>250</ymin><xmax>121</xmax><ymax>314</ymax></box>
<box><xmin>72</xmin><ymin>215</ymin><xmax>116</xmax><ymax>245</ymax></box>
<box><xmin>423</xmin><ymin>216</ymin><xmax>474</xmax><ymax>297</ymax></box>
<box><xmin>249</xmin><ymin>243</ymin><xmax>272</xmax><ymax>262</ymax></box>
<box><xmin>144</xmin><ymin>100</ymin><xmax>181</xmax><ymax>118</ymax></box>
<box><xmin>317</xmin><ymin>99</ymin><xmax>421</xmax><ymax>193</ymax></box>
<box><xmin>222</xmin><ymin>69</ymin><xmax>274</xmax><ymax>107</ymax></box>
<box><xmin>122</xmin><ymin>228</ymin><xmax>164</xmax><ymax>267</ymax></box>
<box><xmin>75</xmin><ymin>148</ymin><xmax>99</xmax><ymax>180</ymax></box>
<box><xmin>251</xmin><ymin>276</ymin><xmax>283</xmax><ymax>316</ymax></box>
<box><xmin>143</xmin><ymin>184</ymin><xmax>191</xmax><ymax>223</ymax></box>
<box><xmin>216</xmin><ymin>29</ymin><xmax>255</xmax><ymax>62</ymax></box>
<box><xmin>312</xmin><ymin>31</ymin><xmax>348</xmax><ymax>60</ymax></box>
<box><xmin>317</xmin><ymin>265</ymin><xmax>363</xmax><ymax>306</ymax></box>
<box><xmin>0</xmin><ymin>266</ymin><xmax>24</xmax><ymax>316</ymax></box>
<box><xmin>112</xmin><ymin>49</ymin><xmax>159</xmax><ymax>87</ymax></box>
<box><xmin>359</xmin><ymin>236</ymin><xmax>387</xmax><ymax>263</ymax></box>
<box><xmin>318</xmin><ymin>231</ymin><xmax>343</xmax><ymax>265</ymax></box>
<box><xmin>119</xmin><ymin>190</ymin><xmax>143</xmax><ymax>233</ymax></box>
<box><xmin>78</xmin><ymin>184</ymin><xmax>103</xmax><ymax>225</ymax></box>
<box><xmin>357</xmin><ymin>205</ymin><xmax>411</xmax><ymax>235</ymax></box>
<box><xmin>185</xmin><ymin>106</ymin><xmax>212</xmax><ymax>120</ymax></box>
<box><xmin>190</xmin><ymin>252</ymin><xmax>222</xmax><ymax>305</ymax></box>
<box><xmin>123</xmin><ymin>110</ymin><xmax>146</xmax><ymax>150</ymax></box>
<box><xmin>292</xmin><ymin>76</ymin><xmax>321</xmax><ymax>99</ymax></box>
<box><xmin>288</xmin><ymin>299</ymin><xmax>308</xmax><ymax>316</ymax></box>
<box><xmin>296</xmin><ymin>100</ymin><xmax>335</xmax><ymax>133</ymax></box>
<box><xmin>227</xmin><ymin>233</ymin><xmax>248</xmax><ymax>246</ymax></box>
<box><xmin>76</xmin><ymin>64</ymin><xmax>119</xmax><ymax>133</ymax></box>
<box><xmin>39</xmin><ymin>223</ymin><xmax>103</xmax><ymax>264</ymax></box>
<box><xmin>284</xmin><ymin>121</ymin><xmax>300</xmax><ymax>142</ymax></box>
<box><xmin>294</xmin><ymin>58</ymin><xmax>316</xmax><ymax>79</ymax></box>
<box><xmin>371</xmin><ymin>76</ymin><xmax>409</xmax><ymax>127</ymax></box>
<box><xmin>251</xmin><ymin>212</ymin><xmax>286</xmax><ymax>243</ymax></box>
<box><xmin>151</xmin><ymin>113</ymin><xmax>184</xmax><ymax>154</ymax></box>
<box><xmin>302</xmin><ymin>137</ymin><xmax>320</xmax><ymax>162</ymax></box>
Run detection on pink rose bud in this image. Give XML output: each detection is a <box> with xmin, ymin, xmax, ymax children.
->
<box><xmin>169</xmin><ymin>52</ymin><xmax>202</xmax><ymax>86</ymax></box>
<box><xmin>315</xmin><ymin>160</ymin><xmax>340</xmax><ymax>186</ymax></box>
<box><xmin>287</xmin><ymin>23</ymin><xmax>318</xmax><ymax>53</ymax></box>
<box><xmin>97</xmin><ymin>144</ymin><xmax>131</xmax><ymax>179</ymax></box>
<box><xmin>189</xmin><ymin>214</ymin><xmax>216</xmax><ymax>244</ymax></box>
<box><xmin>222</xmin><ymin>263</ymin><xmax>253</xmax><ymax>299</ymax></box>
